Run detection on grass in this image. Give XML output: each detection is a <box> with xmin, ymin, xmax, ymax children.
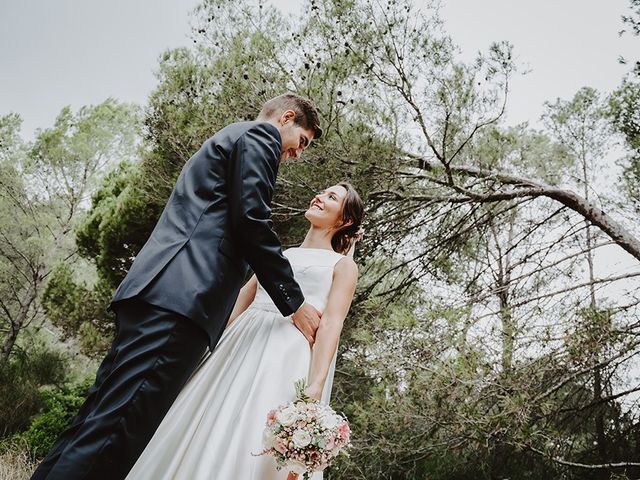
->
<box><xmin>0</xmin><ymin>448</ymin><xmax>36</xmax><ymax>480</ymax></box>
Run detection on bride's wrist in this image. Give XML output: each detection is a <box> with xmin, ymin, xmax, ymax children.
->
<box><xmin>305</xmin><ymin>383</ymin><xmax>323</xmax><ymax>401</ymax></box>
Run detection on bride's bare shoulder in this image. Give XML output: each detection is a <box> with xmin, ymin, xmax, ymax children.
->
<box><xmin>333</xmin><ymin>256</ymin><xmax>358</xmax><ymax>281</ymax></box>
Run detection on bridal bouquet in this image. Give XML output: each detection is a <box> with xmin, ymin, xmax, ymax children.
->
<box><xmin>258</xmin><ymin>379</ymin><xmax>351</xmax><ymax>479</ymax></box>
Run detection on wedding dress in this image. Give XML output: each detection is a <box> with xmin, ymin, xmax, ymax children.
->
<box><xmin>126</xmin><ymin>247</ymin><xmax>345</xmax><ymax>479</ymax></box>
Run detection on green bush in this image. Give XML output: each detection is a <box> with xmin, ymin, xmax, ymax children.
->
<box><xmin>16</xmin><ymin>381</ymin><xmax>91</xmax><ymax>460</ymax></box>
<box><xmin>0</xmin><ymin>348</ymin><xmax>67</xmax><ymax>438</ymax></box>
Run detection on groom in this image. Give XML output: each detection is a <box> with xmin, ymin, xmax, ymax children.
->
<box><xmin>32</xmin><ymin>93</ymin><xmax>323</xmax><ymax>480</ymax></box>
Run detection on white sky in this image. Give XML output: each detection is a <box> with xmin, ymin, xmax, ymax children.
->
<box><xmin>0</xmin><ymin>0</ymin><xmax>637</xmax><ymax>137</ymax></box>
<box><xmin>0</xmin><ymin>0</ymin><xmax>200</xmax><ymax>138</ymax></box>
<box><xmin>440</xmin><ymin>0</ymin><xmax>638</xmax><ymax>126</ymax></box>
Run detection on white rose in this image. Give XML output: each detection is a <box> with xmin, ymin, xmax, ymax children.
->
<box><xmin>286</xmin><ymin>460</ymin><xmax>308</xmax><ymax>475</ymax></box>
<box><xmin>320</xmin><ymin>413</ymin><xmax>341</xmax><ymax>430</ymax></box>
<box><xmin>276</xmin><ymin>406</ymin><xmax>298</xmax><ymax>426</ymax></box>
<box><xmin>262</xmin><ymin>427</ymin><xmax>276</xmax><ymax>449</ymax></box>
<box><xmin>292</xmin><ymin>429</ymin><xmax>312</xmax><ymax>448</ymax></box>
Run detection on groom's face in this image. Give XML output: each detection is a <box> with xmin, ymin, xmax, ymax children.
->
<box><xmin>276</xmin><ymin>110</ymin><xmax>314</xmax><ymax>162</ymax></box>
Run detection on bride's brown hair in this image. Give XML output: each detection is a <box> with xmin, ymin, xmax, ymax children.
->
<box><xmin>331</xmin><ymin>182</ymin><xmax>365</xmax><ymax>255</ymax></box>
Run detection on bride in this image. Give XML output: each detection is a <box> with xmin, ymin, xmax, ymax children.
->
<box><xmin>126</xmin><ymin>182</ymin><xmax>364</xmax><ymax>479</ymax></box>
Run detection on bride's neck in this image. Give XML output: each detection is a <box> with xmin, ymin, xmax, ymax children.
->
<box><xmin>299</xmin><ymin>226</ymin><xmax>334</xmax><ymax>251</ymax></box>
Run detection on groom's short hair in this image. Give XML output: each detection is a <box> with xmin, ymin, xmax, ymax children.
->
<box><xmin>258</xmin><ymin>93</ymin><xmax>322</xmax><ymax>140</ymax></box>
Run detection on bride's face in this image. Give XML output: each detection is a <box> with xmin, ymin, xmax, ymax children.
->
<box><xmin>304</xmin><ymin>184</ymin><xmax>349</xmax><ymax>230</ymax></box>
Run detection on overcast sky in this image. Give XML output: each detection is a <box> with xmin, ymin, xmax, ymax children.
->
<box><xmin>0</xmin><ymin>0</ymin><xmax>637</xmax><ymax>139</ymax></box>
<box><xmin>441</xmin><ymin>0</ymin><xmax>638</xmax><ymax>125</ymax></box>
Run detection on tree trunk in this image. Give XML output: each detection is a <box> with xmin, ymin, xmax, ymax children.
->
<box><xmin>0</xmin><ymin>278</ymin><xmax>39</xmax><ymax>367</ymax></box>
<box><xmin>585</xmin><ymin>219</ymin><xmax>609</xmax><ymax>477</ymax></box>
<box><xmin>489</xmin><ymin>206</ymin><xmax>517</xmax><ymax>374</ymax></box>
<box><xmin>580</xmin><ymin>148</ymin><xmax>609</xmax><ymax>476</ymax></box>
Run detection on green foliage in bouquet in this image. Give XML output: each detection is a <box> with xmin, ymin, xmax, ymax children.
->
<box><xmin>293</xmin><ymin>378</ymin><xmax>315</xmax><ymax>405</ymax></box>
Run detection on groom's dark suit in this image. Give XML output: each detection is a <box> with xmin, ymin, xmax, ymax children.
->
<box><xmin>32</xmin><ymin>121</ymin><xmax>306</xmax><ymax>480</ymax></box>
<box><xmin>115</xmin><ymin>120</ymin><xmax>305</xmax><ymax>343</ymax></box>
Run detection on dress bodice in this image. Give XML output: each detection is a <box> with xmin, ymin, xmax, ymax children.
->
<box><xmin>251</xmin><ymin>247</ymin><xmax>345</xmax><ymax>314</ymax></box>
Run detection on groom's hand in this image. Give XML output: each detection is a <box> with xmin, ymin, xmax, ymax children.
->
<box><xmin>292</xmin><ymin>302</ymin><xmax>321</xmax><ymax>347</ymax></box>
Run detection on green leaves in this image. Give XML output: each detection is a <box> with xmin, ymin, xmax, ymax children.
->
<box><xmin>0</xmin><ymin>100</ymin><xmax>140</xmax><ymax>364</ymax></box>
<box><xmin>75</xmin><ymin>161</ymin><xmax>155</xmax><ymax>288</ymax></box>
<box><xmin>14</xmin><ymin>379</ymin><xmax>91</xmax><ymax>460</ymax></box>
<box><xmin>27</xmin><ymin>100</ymin><xmax>140</xmax><ymax>207</ymax></box>
<box><xmin>41</xmin><ymin>263</ymin><xmax>114</xmax><ymax>356</ymax></box>
<box><xmin>610</xmin><ymin>79</ymin><xmax>640</xmax><ymax>211</ymax></box>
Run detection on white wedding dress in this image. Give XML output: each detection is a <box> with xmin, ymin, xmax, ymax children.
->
<box><xmin>126</xmin><ymin>247</ymin><xmax>345</xmax><ymax>479</ymax></box>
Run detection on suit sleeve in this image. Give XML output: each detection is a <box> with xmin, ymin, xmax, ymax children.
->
<box><xmin>227</xmin><ymin>123</ymin><xmax>305</xmax><ymax>316</ymax></box>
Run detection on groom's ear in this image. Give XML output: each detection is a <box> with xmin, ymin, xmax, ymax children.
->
<box><xmin>279</xmin><ymin>109</ymin><xmax>297</xmax><ymax>125</ymax></box>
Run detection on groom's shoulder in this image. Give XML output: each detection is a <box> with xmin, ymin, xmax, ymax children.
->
<box><xmin>215</xmin><ymin>121</ymin><xmax>279</xmax><ymax>140</ymax></box>
<box><xmin>199</xmin><ymin>122</ymin><xmax>280</xmax><ymax>165</ymax></box>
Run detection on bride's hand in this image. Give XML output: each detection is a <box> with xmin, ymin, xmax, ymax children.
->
<box><xmin>287</xmin><ymin>473</ymin><xmax>299</xmax><ymax>480</ymax></box>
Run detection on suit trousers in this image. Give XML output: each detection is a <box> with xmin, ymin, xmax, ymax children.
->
<box><xmin>30</xmin><ymin>298</ymin><xmax>209</xmax><ymax>480</ymax></box>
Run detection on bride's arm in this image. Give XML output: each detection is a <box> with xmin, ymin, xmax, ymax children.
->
<box><xmin>305</xmin><ymin>257</ymin><xmax>358</xmax><ymax>401</ymax></box>
<box><xmin>225</xmin><ymin>275</ymin><xmax>258</xmax><ymax>328</ymax></box>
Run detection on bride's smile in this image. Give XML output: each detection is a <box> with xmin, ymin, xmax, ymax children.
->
<box><xmin>305</xmin><ymin>185</ymin><xmax>349</xmax><ymax>229</ymax></box>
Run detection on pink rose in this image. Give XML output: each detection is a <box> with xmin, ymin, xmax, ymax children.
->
<box><xmin>275</xmin><ymin>439</ymin><xmax>288</xmax><ymax>454</ymax></box>
<box><xmin>338</xmin><ymin>424</ymin><xmax>350</xmax><ymax>441</ymax></box>
<box><xmin>267</xmin><ymin>410</ymin><xmax>277</xmax><ymax>426</ymax></box>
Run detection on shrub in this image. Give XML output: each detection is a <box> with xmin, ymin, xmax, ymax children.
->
<box><xmin>0</xmin><ymin>348</ymin><xmax>67</xmax><ymax>438</ymax></box>
<box><xmin>16</xmin><ymin>381</ymin><xmax>91</xmax><ymax>460</ymax></box>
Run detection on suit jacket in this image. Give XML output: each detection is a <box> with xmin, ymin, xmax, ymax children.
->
<box><xmin>110</xmin><ymin>121</ymin><xmax>305</xmax><ymax>347</ymax></box>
